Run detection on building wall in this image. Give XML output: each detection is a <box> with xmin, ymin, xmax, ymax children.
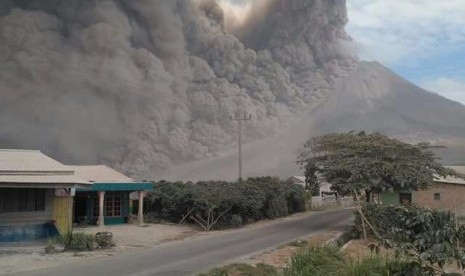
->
<box><xmin>0</xmin><ymin>189</ymin><xmax>54</xmax><ymax>225</ymax></box>
<box><xmin>53</xmin><ymin>195</ymin><xmax>73</xmax><ymax>234</ymax></box>
<box><xmin>380</xmin><ymin>190</ymin><xmax>412</xmax><ymax>206</ymax></box>
<box><xmin>380</xmin><ymin>192</ymin><xmax>400</xmax><ymax>205</ymax></box>
<box><xmin>414</xmin><ymin>183</ymin><xmax>465</xmax><ymax>218</ymax></box>
<box><xmin>0</xmin><ymin>189</ymin><xmax>59</xmax><ymax>242</ymax></box>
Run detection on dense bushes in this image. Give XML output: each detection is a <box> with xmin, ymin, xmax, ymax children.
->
<box><xmin>145</xmin><ymin>177</ymin><xmax>306</xmax><ymax>230</ymax></box>
<box><xmin>346</xmin><ymin>204</ymin><xmax>465</xmax><ymax>274</ymax></box>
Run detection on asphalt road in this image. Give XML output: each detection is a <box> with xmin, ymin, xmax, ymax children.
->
<box><xmin>21</xmin><ymin>209</ymin><xmax>352</xmax><ymax>276</ymax></box>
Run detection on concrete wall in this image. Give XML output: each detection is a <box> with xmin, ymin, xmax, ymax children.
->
<box><xmin>414</xmin><ymin>183</ymin><xmax>465</xmax><ymax>218</ymax></box>
<box><xmin>0</xmin><ymin>189</ymin><xmax>58</xmax><ymax>242</ymax></box>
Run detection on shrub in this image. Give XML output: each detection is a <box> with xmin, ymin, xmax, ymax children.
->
<box><xmin>355</xmin><ymin>204</ymin><xmax>465</xmax><ymax>274</ymax></box>
<box><xmin>229</xmin><ymin>214</ymin><xmax>243</xmax><ymax>227</ymax></box>
<box><xmin>234</xmin><ymin>183</ymin><xmax>267</xmax><ymax>221</ymax></box>
<box><xmin>247</xmin><ymin>177</ymin><xmax>290</xmax><ymax>219</ymax></box>
<box><xmin>145</xmin><ymin>177</ymin><xmax>307</xmax><ymax>230</ymax></box>
<box><xmin>58</xmin><ymin>232</ymin><xmax>95</xmax><ymax>251</ymax></box>
<box><xmin>284</xmin><ymin>246</ymin><xmax>346</xmax><ymax>276</ymax></box>
<box><xmin>95</xmin><ymin>232</ymin><xmax>115</xmax><ymax>249</ymax></box>
<box><xmin>285</xmin><ymin>182</ymin><xmax>306</xmax><ymax>214</ymax></box>
<box><xmin>145</xmin><ymin>181</ymin><xmax>192</xmax><ymax>222</ymax></box>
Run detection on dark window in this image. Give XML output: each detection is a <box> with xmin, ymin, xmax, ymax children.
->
<box><xmin>399</xmin><ymin>193</ymin><xmax>412</xmax><ymax>206</ymax></box>
<box><xmin>92</xmin><ymin>193</ymin><xmax>122</xmax><ymax>218</ymax></box>
<box><xmin>0</xmin><ymin>188</ymin><xmax>46</xmax><ymax>213</ymax></box>
<box><xmin>105</xmin><ymin>194</ymin><xmax>122</xmax><ymax>217</ymax></box>
<box><xmin>434</xmin><ymin>193</ymin><xmax>441</xmax><ymax>200</ymax></box>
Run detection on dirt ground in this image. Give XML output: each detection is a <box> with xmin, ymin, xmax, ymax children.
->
<box><xmin>0</xmin><ymin>223</ymin><xmax>198</xmax><ymax>276</ymax></box>
<box><xmin>248</xmin><ymin>231</ymin><xmax>342</xmax><ymax>269</ymax></box>
<box><xmin>75</xmin><ymin>223</ymin><xmax>198</xmax><ymax>248</ymax></box>
<box><xmin>341</xmin><ymin>239</ymin><xmax>391</xmax><ymax>260</ymax></box>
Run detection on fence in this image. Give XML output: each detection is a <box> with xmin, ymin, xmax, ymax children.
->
<box><xmin>310</xmin><ymin>195</ymin><xmax>354</xmax><ymax>210</ymax></box>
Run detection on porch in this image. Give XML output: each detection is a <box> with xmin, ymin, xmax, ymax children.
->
<box><xmin>71</xmin><ymin>165</ymin><xmax>153</xmax><ymax>227</ymax></box>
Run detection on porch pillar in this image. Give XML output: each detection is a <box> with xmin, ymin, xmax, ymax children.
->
<box><xmin>98</xmin><ymin>191</ymin><xmax>105</xmax><ymax>227</ymax></box>
<box><xmin>138</xmin><ymin>191</ymin><xmax>145</xmax><ymax>225</ymax></box>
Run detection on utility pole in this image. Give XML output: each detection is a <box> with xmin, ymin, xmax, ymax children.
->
<box><xmin>231</xmin><ymin>113</ymin><xmax>252</xmax><ymax>182</ymax></box>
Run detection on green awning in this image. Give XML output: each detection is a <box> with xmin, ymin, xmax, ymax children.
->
<box><xmin>77</xmin><ymin>182</ymin><xmax>153</xmax><ymax>192</ymax></box>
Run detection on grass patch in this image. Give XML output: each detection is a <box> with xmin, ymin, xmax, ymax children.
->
<box><xmin>283</xmin><ymin>246</ymin><xmax>345</xmax><ymax>276</ymax></box>
<box><xmin>200</xmin><ymin>263</ymin><xmax>278</xmax><ymax>276</ymax></box>
<box><xmin>285</xmin><ymin>246</ymin><xmax>421</xmax><ymax>276</ymax></box>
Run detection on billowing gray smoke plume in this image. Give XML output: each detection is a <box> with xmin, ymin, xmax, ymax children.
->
<box><xmin>0</xmin><ymin>0</ymin><xmax>356</xmax><ymax>177</ymax></box>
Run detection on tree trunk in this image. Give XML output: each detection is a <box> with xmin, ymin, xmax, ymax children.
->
<box><xmin>365</xmin><ymin>190</ymin><xmax>372</xmax><ymax>203</ymax></box>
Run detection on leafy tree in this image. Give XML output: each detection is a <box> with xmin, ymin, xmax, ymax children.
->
<box><xmin>297</xmin><ymin>132</ymin><xmax>457</xmax><ymax>202</ymax></box>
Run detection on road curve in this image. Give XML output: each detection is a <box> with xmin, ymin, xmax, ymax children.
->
<box><xmin>20</xmin><ymin>209</ymin><xmax>352</xmax><ymax>276</ymax></box>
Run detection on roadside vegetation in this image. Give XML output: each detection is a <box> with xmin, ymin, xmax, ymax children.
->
<box><xmin>47</xmin><ymin>231</ymin><xmax>115</xmax><ymax>253</ymax></box>
<box><xmin>203</xmin><ymin>132</ymin><xmax>465</xmax><ymax>275</ymax></box>
<box><xmin>145</xmin><ymin>177</ymin><xmax>307</xmax><ymax>230</ymax></box>
<box><xmin>342</xmin><ymin>204</ymin><xmax>465</xmax><ymax>275</ymax></box>
<box><xmin>201</xmin><ymin>244</ymin><xmax>423</xmax><ymax>276</ymax></box>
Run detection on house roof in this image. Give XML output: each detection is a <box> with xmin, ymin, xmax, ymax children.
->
<box><xmin>0</xmin><ymin>149</ymin><xmax>90</xmax><ymax>187</ymax></box>
<box><xmin>71</xmin><ymin>165</ymin><xmax>153</xmax><ymax>192</ymax></box>
<box><xmin>0</xmin><ymin>149</ymin><xmax>73</xmax><ymax>173</ymax></box>
<box><xmin>435</xmin><ymin>166</ymin><xmax>465</xmax><ymax>185</ymax></box>
<box><xmin>69</xmin><ymin>165</ymin><xmax>135</xmax><ymax>183</ymax></box>
<box><xmin>290</xmin><ymin>176</ymin><xmax>306</xmax><ymax>183</ymax></box>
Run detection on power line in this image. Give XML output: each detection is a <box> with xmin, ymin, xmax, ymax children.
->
<box><xmin>230</xmin><ymin>113</ymin><xmax>251</xmax><ymax>182</ymax></box>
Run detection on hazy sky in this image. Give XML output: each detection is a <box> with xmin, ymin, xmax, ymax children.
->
<box><xmin>346</xmin><ymin>0</ymin><xmax>465</xmax><ymax>104</ymax></box>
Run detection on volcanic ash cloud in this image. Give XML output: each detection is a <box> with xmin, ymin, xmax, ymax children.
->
<box><xmin>0</xmin><ymin>0</ymin><xmax>356</xmax><ymax>177</ymax></box>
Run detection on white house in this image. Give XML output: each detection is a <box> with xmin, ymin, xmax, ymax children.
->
<box><xmin>289</xmin><ymin>176</ymin><xmax>353</xmax><ymax>209</ymax></box>
<box><xmin>289</xmin><ymin>176</ymin><xmax>336</xmax><ymax>197</ymax></box>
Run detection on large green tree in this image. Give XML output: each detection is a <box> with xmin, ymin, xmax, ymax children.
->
<box><xmin>297</xmin><ymin>132</ymin><xmax>457</xmax><ymax>202</ymax></box>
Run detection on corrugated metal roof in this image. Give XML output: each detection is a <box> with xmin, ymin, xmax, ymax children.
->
<box><xmin>0</xmin><ymin>174</ymin><xmax>90</xmax><ymax>184</ymax></box>
<box><xmin>447</xmin><ymin>166</ymin><xmax>465</xmax><ymax>174</ymax></box>
<box><xmin>0</xmin><ymin>149</ymin><xmax>90</xmax><ymax>186</ymax></box>
<box><xmin>435</xmin><ymin>166</ymin><xmax>465</xmax><ymax>185</ymax></box>
<box><xmin>69</xmin><ymin>165</ymin><xmax>135</xmax><ymax>183</ymax></box>
<box><xmin>0</xmin><ymin>149</ymin><xmax>72</xmax><ymax>173</ymax></box>
<box><xmin>291</xmin><ymin>176</ymin><xmax>306</xmax><ymax>183</ymax></box>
